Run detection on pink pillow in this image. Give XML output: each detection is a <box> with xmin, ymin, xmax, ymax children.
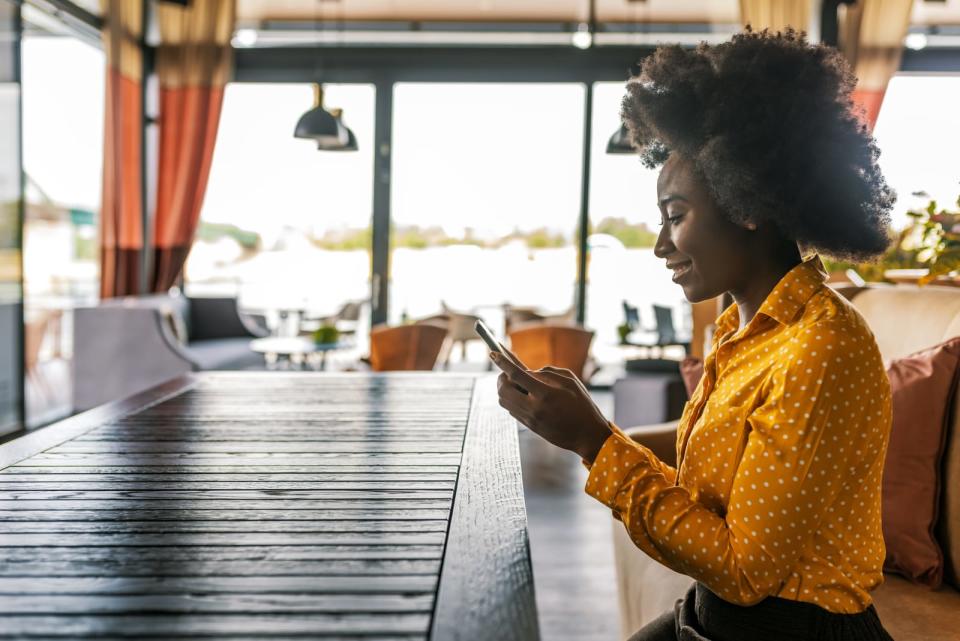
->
<box><xmin>881</xmin><ymin>337</ymin><xmax>960</xmax><ymax>588</ymax></box>
<box><xmin>679</xmin><ymin>356</ymin><xmax>704</xmax><ymax>398</ymax></box>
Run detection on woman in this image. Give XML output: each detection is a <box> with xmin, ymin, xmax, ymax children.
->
<box><xmin>493</xmin><ymin>29</ymin><xmax>896</xmax><ymax>641</ymax></box>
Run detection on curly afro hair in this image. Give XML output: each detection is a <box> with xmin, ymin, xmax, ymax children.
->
<box><xmin>622</xmin><ymin>28</ymin><xmax>894</xmax><ymax>261</ymax></box>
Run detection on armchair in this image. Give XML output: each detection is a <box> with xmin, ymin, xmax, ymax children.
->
<box><xmin>74</xmin><ymin>294</ymin><xmax>266</xmax><ymax>412</ymax></box>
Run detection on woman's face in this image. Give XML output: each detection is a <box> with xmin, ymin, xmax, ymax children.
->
<box><xmin>654</xmin><ymin>154</ymin><xmax>754</xmax><ymax>303</ymax></box>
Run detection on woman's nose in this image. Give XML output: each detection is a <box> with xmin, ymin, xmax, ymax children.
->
<box><xmin>653</xmin><ymin>224</ymin><xmax>674</xmax><ymax>259</ymax></box>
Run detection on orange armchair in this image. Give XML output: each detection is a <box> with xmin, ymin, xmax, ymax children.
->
<box><xmin>369</xmin><ymin>323</ymin><xmax>448</xmax><ymax>372</ymax></box>
<box><xmin>507</xmin><ymin>323</ymin><xmax>595</xmax><ymax>382</ymax></box>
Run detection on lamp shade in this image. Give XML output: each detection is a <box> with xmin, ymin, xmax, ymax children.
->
<box><xmin>294</xmin><ymin>105</ymin><xmax>348</xmax><ymax>146</ymax></box>
<box><xmin>606</xmin><ymin>124</ymin><xmax>635</xmax><ymax>154</ymax></box>
<box><xmin>319</xmin><ymin>124</ymin><xmax>357</xmax><ymax>151</ymax></box>
<box><xmin>294</xmin><ymin>84</ymin><xmax>350</xmax><ymax>148</ymax></box>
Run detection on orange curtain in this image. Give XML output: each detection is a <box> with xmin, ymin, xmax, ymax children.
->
<box><xmin>99</xmin><ymin>0</ymin><xmax>144</xmax><ymax>298</ymax></box>
<box><xmin>151</xmin><ymin>0</ymin><xmax>235</xmax><ymax>292</ymax></box>
<box><xmin>739</xmin><ymin>0</ymin><xmax>810</xmax><ymax>33</ymax></box>
<box><xmin>840</xmin><ymin>0</ymin><xmax>914</xmax><ymax>130</ymax></box>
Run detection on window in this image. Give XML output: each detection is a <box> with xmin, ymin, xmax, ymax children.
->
<box><xmin>390</xmin><ymin>82</ymin><xmax>584</xmax><ymax>358</ymax></box>
<box><xmin>0</xmin><ymin>0</ymin><xmax>22</xmax><ymax>435</ymax></box>
<box><xmin>21</xmin><ymin>32</ymin><xmax>104</xmax><ymax>426</ymax></box>
<box><xmin>188</xmin><ymin>83</ymin><xmax>375</xmax><ymax>341</ymax></box>
<box><xmin>586</xmin><ymin>82</ymin><xmax>689</xmax><ymax>368</ymax></box>
<box><xmin>874</xmin><ymin>74</ymin><xmax>960</xmax><ymax>219</ymax></box>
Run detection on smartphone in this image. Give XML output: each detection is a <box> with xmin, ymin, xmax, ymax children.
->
<box><xmin>475</xmin><ymin>320</ymin><xmax>529</xmax><ymax>395</ymax></box>
<box><xmin>474</xmin><ymin>319</ymin><xmax>507</xmax><ymax>357</ymax></box>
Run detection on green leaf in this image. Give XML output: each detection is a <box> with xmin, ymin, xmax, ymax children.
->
<box><xmin>922</xmin><ymin>251</ymin><xmax>960</xmax><ymax>284</ymax></box>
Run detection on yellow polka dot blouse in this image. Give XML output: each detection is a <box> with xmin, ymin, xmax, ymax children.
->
<box><xmin>586</xmin><ymin>256</ymin><xmax>892</xmax><ymax>613</ymax></box>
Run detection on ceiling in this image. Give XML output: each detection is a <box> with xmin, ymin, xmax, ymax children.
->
<box><xmin>236</xmin><ymin>0</ymin><xmax>960</xmax><ymax>26</ymax></box>
<box><xmin>912</xmin><ymin>0</ymin><xmax>960</xmax><ymax>26</ymax></box>
<box><xmin>47</xmin><ymin>0</ymin><xmax>960</xmax><ymax>30</ymax></box>
<box><xmin>236</xmin><ymin>0</ymin><xmax>741</xmax><ymax>25</ymax></box>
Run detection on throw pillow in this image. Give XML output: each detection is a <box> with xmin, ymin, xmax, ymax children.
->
<box><xmin>159</xmin><ymin>306</ymin><xmax>189</xmax><ymax>346</ymax></box>
<box><xmin>882</xmin><ymin>337</ymin><xmax>960</xmax><ymax>588</ymax></box>
<box><xmin>679</xmin><ymin>356</ymin><xmax>704</xmax><ymax>398</ymax></box>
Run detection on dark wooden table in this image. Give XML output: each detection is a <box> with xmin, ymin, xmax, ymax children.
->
<box><xmin>0</xmin><ymin>373</ymin><xmax>540</xmax><ymax>640</ymax></box>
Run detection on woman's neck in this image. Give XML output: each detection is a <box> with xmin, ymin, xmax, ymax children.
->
<box><xmin>730</xmin><ymin>248</ymin><xmax>803</xmax><ymax>330</ymax></box>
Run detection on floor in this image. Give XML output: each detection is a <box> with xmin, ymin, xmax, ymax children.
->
<box><xmin>519</xmin><ymin>390</ymin><xmax>623</xmax><ymax>641</ymax></box>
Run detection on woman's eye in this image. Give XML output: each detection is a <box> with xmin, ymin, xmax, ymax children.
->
<box><xmin>658</xmin><ymin>211</ymin><xmax>685</xmax><ymax>226</ymax></box>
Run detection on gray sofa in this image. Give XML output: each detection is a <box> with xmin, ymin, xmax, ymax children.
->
<box><xmin>73</xmin><ymin>294</ymin><xmax>267</xmax><ymax>412</ymax></box>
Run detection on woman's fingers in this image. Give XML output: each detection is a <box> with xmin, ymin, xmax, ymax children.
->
<box><xmin>539</xmin><ymin>366</ymin><xmax>575</xmax><ymax>379</ymax></box>
<box><xmin>497</xmin><ymin>372</ymin><xmax>529</xmax><ymax>406</ymax></box>
<box><xmin>496</xmin><ymin>374</ymin><xmax>534</xmax><ymax>425</ymax></box>
<box><xmin>540</xmin><ymin>366</ymin><xmax>591</xmax><ymax>395</ymax></box>
<box><xmin>491</xmin><ymin>353</ymin><xmax>545</xmax><ymax>396</ymax></box>
<box><xmin>499</xmin><ymin>345</ymin><xmax>528</xmax><ymax>369</ymax></box>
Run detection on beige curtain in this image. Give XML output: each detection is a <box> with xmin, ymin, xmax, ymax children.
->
<box><xmin>840</xmin><ymin>0</ymin><xmax>914</xmax><ymax>129</ymax></box>
<box><xmin>99</xmin><ymin>0</ymin><xmax>144</xmax><ymax>298</ymax></box>
<box><xmin>151</xmin><ymin>0</ymin><xmax>235</xmax><ymax>292</ymax></box>
<box><xmin>739</xmin><ymin>0</ymin><xmax>810</xmax><ymax>32</ymax></box>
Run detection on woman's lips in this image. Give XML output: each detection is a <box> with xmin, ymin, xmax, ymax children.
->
<box><xmin>669</xmin><ymin>261</ymin><xmax>692</xmax><ymax>283</ymax></box>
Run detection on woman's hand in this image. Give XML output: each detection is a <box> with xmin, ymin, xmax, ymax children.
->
<box><xmin>491</xmin><ymin>350</ymin><xmax>612</xmax><ymax>464</ymax></box>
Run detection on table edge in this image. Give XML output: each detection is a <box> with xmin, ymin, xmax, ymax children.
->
<box><xmin>0</xmin><ymin>374</ymin><xmax>199</xmax><ymax>470</ymax></box>
<box><xmin>430</xmin><ymin>376</ymin><xmax>541</xmax><ymax>641</ymax></box>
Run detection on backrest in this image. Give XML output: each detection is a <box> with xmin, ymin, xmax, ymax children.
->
<box><xmin>845</xmin><ymin>284</ymin><xmax>960</xmax><ymax>588</ymax></box>
<box><xmin>622</xmin><ymin>301</ymin><xmax>640</xmax><ymax>330</ymax></box>
<box><xmin>187</xmin><ymin>297</ymin><xmax>252</xmax><ymax>341</ymax></box>
<box><xmin>653</xmin><ymin>305</ymin><xmax>676</xmax><ymax>343</ymax></box>
<box><xmin>504</xmin><ymin>307</ymin><xmax>544</xmax><ymax>335</ymax></box>
<box><xmin>369</xmin><ymin>324</ymin><xmax>448</xmax><ymax>371</ymax></box>
<box><xmin>99</xmin><ymin>293</ymin><xmax>191</xmax><ymax>341</ymax></box>
<box><xmin>507</xmin><ymin>323</ymin><xmax>594</xmax><ymax>381</ymax></box>
<box><xmin>338</xmin><ymin>301</ymin><xmax>362</xmax><ymax>322</ymax></box>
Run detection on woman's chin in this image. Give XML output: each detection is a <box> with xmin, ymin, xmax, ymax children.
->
<box><xmin>679</xmin><ymin>282</ymin><xmax>712</xmax><ymax>304</ymax></box>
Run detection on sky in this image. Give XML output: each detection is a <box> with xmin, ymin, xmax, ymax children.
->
<box><xmin>18</xmin><ymin>36</ymin><xmax>960</xmax><ymax>239</ymax></box>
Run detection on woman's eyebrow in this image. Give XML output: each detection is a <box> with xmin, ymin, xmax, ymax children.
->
<box><xmin>658</xmin><ymin>194</ymin><xmax>688</xmax><ymax>207</ymax></box>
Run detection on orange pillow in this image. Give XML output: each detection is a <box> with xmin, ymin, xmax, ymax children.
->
<box><xmin>882</xmin><ymin>337</ymin><xmax>960</xmax><ymax>588</ymax></box>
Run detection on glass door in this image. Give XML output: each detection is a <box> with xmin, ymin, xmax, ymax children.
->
<box><xmin>186</xmin><ymin>83</ymin><xmax>375</xmax><ymax>358</ymax></box>
<box><xmin>389</xmin><ymin>82</ymin><xmax>585</xmax><ymax>365</ymax></box>
<box><xmin>0</xmin><ymin>0</ymin><xmax>23</xmax><ymax>435</ymax></box>
<box><xmin>585</xmin><ymin>82</ymin><xmax>689</xmax><ymax>370</ymax></box>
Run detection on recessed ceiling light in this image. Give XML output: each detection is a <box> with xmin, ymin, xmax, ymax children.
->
<box><xmin>233</xmin><ymin>28</ymin><xmax>258</xmax><ymax>47</ymax></box>
<box><xmin>572</xmin><ymin>23</ymin><xmax>592</xmax><ymax>49</ymax></box>
<box><xmin>905</xmin><ymin>33</ymin><xmax>928</xmax><ymax>50</ymax></box>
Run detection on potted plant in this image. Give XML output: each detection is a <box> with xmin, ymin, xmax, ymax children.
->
<box><xmin>312</xmin><ymin>323</ymin><xmax>340</xmax><ymax>345</ymax></box>
<box><xmin>617</xmin><ymin>322</ymin><xmax>632</xmax><ymax>345</ymax></box>
<box><xmin>822</xmin><ymin>194</ymin><xmax>960</xmax><ymax>285</ymax></box>
<box><xmin>907</xmin><ymin>196</ymin><xmax>960</xmax><ymax>285</ymax></box>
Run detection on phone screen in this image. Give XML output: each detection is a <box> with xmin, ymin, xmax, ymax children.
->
<box><xmin>475</xmin><ymin>319</ymin><xmax>529</xmax><ymax>395</ymax></box>
<box><xmin>474</xmin><ymin>319</ymin><xmax>506</xmax><ymax>356</ymax></box>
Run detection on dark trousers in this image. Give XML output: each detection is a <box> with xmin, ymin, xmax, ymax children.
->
<box><xmin>629</xmin><ymin>583</ymin><xmax>895</xmax><ymax>641</ymax></box>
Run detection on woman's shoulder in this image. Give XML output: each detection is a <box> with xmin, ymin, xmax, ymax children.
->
<box><xmin>797</xmin><ymin>283</ymin><xmax>877</xmax><ymax>341</ymax></box>
<box><xmin>784</xmin><ymin>285</ymin><xmax>888</xmax><ymax>385</ymax></box>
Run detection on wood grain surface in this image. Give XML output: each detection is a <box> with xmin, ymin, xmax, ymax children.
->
<box><xmin>430</xmin><ymin>380</ymin><xmax>541</xmax><ymax>641</ymax></box>
<box><xmin>0</xmin><ymin>373</ymin><xmax>539</xmax><ymax>639</ymax></box>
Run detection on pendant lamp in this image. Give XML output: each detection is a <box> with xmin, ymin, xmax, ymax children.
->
<box><xmin>294</xmin><ymin>84</ymin><xmax>349</xmax><ymax>148</ymax></box>
<box><xmin>318</xmin><ymin>108</ymin><xmax>358</xmax><ymax>152</ymax></box>
<box><xmin>606</xmin><ymin>124</ymin><xmax>635</xmax><ymax>154</ymax></box>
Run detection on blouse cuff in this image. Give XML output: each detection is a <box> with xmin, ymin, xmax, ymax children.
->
<box><xmin>584</xmin><ymin>428</ymin><xmax>642</xmax><ymax>508</ymax></box>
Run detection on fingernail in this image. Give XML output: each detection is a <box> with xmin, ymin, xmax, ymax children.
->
<box><xmin>489</xmin><ymin>353</ymin><xmax>498</xmax><ymax>361</ymax></box>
